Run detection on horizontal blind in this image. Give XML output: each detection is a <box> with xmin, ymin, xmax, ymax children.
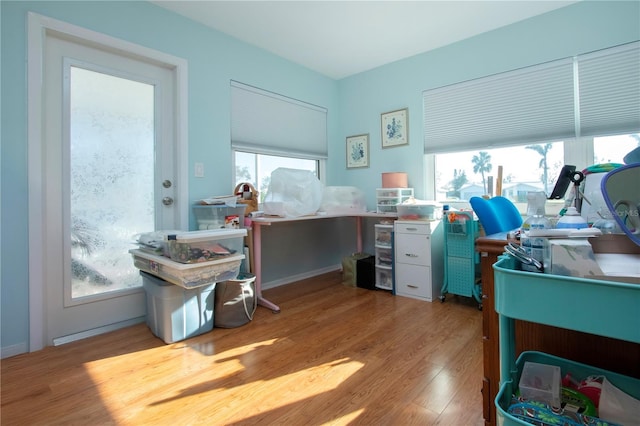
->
<box><xmin>578</xmin><ymin>41</ymin><xmax>640</xmax><ymax>137</ymax></box>
<box><xmin>231</xmin><ymin>81</ymin><xmax>328</xmax><ymax>159</ymax></box>
<box><xmin>423</xmin><ymin>58</ymin><xmax>575</xmax><ymax>154</ymax></box>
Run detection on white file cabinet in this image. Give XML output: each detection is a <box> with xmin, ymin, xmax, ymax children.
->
<box><xmin>394</xmin><ymin>220</ymin><xmax>444</xmax><ymax>302</ymax></box>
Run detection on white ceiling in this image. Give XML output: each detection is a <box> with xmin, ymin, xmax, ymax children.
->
<box><xmin>151</xmin><ymin>1</ymin><xmax>578</xmax><ymax>79</ymax></box>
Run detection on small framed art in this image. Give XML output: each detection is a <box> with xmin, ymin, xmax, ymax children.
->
<box><xmin>346</xmin><ymin>134</ymin><xmax>369</xmax><ymax>169</ymax></box>
<box><xmin>381</xmin><ymin>108</ymin><xmax>408</xmax><ymax>148</ymax></box>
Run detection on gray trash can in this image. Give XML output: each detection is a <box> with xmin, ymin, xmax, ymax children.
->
<box><xmin>214</xmin><ymin>273</ymin><xmax>256</xmax><ymax>328</ymax></box>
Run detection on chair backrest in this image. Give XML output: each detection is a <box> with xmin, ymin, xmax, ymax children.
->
<box><xmin>470</xmin><ymin>196</ymin><xmax>523</xmax><ymax>235</ymax></box>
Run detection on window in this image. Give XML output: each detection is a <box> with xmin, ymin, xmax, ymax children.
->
<box><xmin>230</xmin><ymin>81</ymin><xmax>327</xmax><ymax>201</ymax></box>
<box><xmin>433</xmin><ymin>134</ymin><xmax>638</xmax><ymax>212</ymax></box>
<box><xmin>435</xmin><ymin>142</ymin><xmax>565</xmax><ymax>201</ymax></box>
<box><xmin>234</xmin><ymin>151</ymin><xmax>319</xmax><ymax>201</ymax></box>
<box><xmin>594</xmin><ymin>134</ymin><xmax>640</xmax><ymax>164</ymax></box>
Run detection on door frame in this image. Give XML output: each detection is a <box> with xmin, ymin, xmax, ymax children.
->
<box><xmin>27</xmin><ymin>12</ymin><xmax>189</xmax><ymax>352</ymax></box>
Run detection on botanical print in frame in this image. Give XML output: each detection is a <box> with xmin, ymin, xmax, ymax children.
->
<box><xmin>381</xmin><ymin>108</ymin><xmax>408</xmax><ymax>148</ymax></box>
<box><xmin>346</xmin><ymin>134</ymin><xmax>369</xmax><ymax>169</ymax></box>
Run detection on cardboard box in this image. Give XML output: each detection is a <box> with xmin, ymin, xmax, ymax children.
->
<box><xmin>544</xmin><ymin>238</ymin><xmax>604</xmax><ymax>278</ymax></box>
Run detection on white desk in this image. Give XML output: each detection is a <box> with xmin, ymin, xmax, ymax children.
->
<box><xmin>250</xmin><ymin>212</ymin><xmax>396</xmax><ymax>312</ymax></box>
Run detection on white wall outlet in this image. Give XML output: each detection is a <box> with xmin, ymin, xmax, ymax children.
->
<box><xmin>194</xmin><ymin>162</ymin><xmax>204</xmax><ymax>178</ymax></box>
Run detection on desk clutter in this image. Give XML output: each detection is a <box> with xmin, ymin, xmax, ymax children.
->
<box><xmin>503</xmin><ymin>356</ymin><xmax>640</xmax><ymax>426</ymax></box>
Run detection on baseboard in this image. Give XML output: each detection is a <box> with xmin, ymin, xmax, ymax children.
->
<box><xmin>1</xmin><ymin>342</ymin><xmax>29</xmax><ymax>359</ymax></box>
<box><xmin>53</xmin><ymin>316</ymin><xmax>146</xmax><ymax>346</ymax></box>
<box><xmin>261</xmin><ymin>264</ymin><xmax>341</xmax><ymax>290</ymax></box>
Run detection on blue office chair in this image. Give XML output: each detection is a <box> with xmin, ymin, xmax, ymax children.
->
<box><xmin>470</xmin><ymin>196</ymin><xmax>523</xmax><ymax>235</ymax></box>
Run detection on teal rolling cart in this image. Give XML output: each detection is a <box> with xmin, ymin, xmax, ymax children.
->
<box><xmin>439</xmin><ymin>210</ymin><xmax>482</xmax><ymax>308</ymax></box>
<box><xmin>493</xmin><ymin>255</ymin><xmax>640</xmax><ymax>426</ymax></box>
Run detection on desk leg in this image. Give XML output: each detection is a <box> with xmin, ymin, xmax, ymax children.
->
<box><xmin>356</xmin><ymin>216</ymin><xmax>363</xmax><ymax>253</ymax></box>
<box><xmin>252</xmin><ymin>222</ymin><xmax>281</xmax><ymax>313</ymax></box>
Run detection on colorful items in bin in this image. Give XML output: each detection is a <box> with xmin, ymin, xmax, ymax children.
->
<box><xmin>165</xmin><ymin>229</ymin><xmax>246</xmax><ymax>264</ymax></box>
<box><xmin>507</xmin><ymin>395</ymin><xmax>620</xmax><ymax>426</ymax></box>
<box><xmin>563</xmin><ymin>374</ymin><xmax>604</xmax><ymax>408</ymax></box>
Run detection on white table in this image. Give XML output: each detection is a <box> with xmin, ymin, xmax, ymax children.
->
<box><xmin>250</xmin><ymin>212</ymin><xmax>396</xmax><ymax>312</ymax></box>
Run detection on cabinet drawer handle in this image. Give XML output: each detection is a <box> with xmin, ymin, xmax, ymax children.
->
<box><xmin>406</xmin><ymin>227</ymin><xmax>418</xmax><ymax>231</ymax></box>
<box><xmin>404</xmin><ymin>253</ymin><xmax>418</xmax><ymax>257</ymax></box>
<box><xmin>407</xmin><ymin>284</ymin><xmax>419</xmax><ymax>289</ymax></box>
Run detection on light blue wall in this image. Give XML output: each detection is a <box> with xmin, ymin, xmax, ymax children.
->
<box><xmin>332</xmin><ymin>1</ymin><xmax>640</xmax><ymax>208</ymax></box>
<box><xmin>0</xmin><ymin>0</ymin><xmax>338</xmax><ymax>354</ymax></box>
<box><xmin>2</xmin><ymin>0</ymin><xmax>639</xmax><ymax>355</ymax></box>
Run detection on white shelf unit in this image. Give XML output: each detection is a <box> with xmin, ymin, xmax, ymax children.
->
<box><xmin>374</xmin><ymin>223</ymin><xmax>394</xmax><ymax>290</ymax></box>
<box><xmin>376</xmin><ymin>188</ymin><xmax>414</xmax><ymax>214</ymax></box>
<box><xmin>394</xmin><ymin>220</ymin><xmax>444</xmax><ymax>302</ymax></box>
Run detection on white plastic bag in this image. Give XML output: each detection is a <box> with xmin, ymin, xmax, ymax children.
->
<box><xmin>599</xmin><ymin>377</ymin><xmax>640</xmax><ymax>426</ymax></box>
<box><xmin>263</xmin><ymin>168</ymin><xmax>324</xmax><ymax>217</ymax></box>
<box><xmin>319</xmin><ymin>186</ymin><xmax>366</xmax><ymax>214</ymax></box>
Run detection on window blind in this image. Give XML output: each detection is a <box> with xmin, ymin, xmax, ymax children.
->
<box><xmin>423</xmin><ymin>41</ymin><xmax>640</xmax><ymax>154</ymax></box>
<box><xmin>230</xmin><ymin>81</ymin><xmax>328</xmax><ymax>159</ymax></box>
<box><xmin>578</xmin><ymin>41</ymin><xmax>640</xmax><ymax>137</ymax></box>
<box><xmin>423</xmin><ymin>58</ymin><xmax>575</xmax><ymax>154</ymax></box>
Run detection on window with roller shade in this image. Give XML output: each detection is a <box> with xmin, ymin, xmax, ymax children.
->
<box><xmin>424</xmin><ymin>41</ymin><xmax>640</xmax><ymax>206</ymax></box>
<box><xmin>230</xmin><ymin>81</ymin><xmax>327</xmax><ymax>198</ymax></box>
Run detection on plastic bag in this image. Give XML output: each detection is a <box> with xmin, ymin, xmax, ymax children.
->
<box><xmin>598</xmin><ymin>377</ymin><xmax>640</xmax><ymax>425</ymax></box>
<box><xmin>319</xmin><ymin>186</ymin><xmax>366</xmax><ymax>214</ymax></box>
<box><xmin>263</xmin><ymin>168</ymin><xmax>324</xmax><ymax>217</ymax></box>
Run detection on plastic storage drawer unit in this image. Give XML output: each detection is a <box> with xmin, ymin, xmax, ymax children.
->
<box><xmin>166</xmin><ymin>229</ymin><xmax>247</xmax><ymax>264</ymax></box>
<box><xmin>130</xmin><ymin>249</ymin><xmax>244</xmax><ymax>289</ymax></box>
<box><xmin>141</xmin><ymin>271</ymin><xmax>215</xmax><ymax>344</ymax></box>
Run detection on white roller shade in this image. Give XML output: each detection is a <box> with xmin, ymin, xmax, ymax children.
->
<box><xmin>423</xmin><ymin>58</ymin><xmax>575</xmax><ymax>154</ymax></box>
<box><xmin>423</xmin><ymin>42</ymin><xmax>640</xmax><ymax>155</ymax></box>
<box><xmin>578</xmin><ymin>41</ymin><xmax>640</xmax><ymax>137</ymax></box>
<box><xmin>231</xmin><ymin>81</ymin><xmax>328</xmax><ymax>159</ymax></box>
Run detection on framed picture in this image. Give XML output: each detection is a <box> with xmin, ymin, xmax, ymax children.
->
<box><xmin>381</xmin><ymin>108</ymin><xmax>409</xmax><ymax>148</ymax></box>
<box><xmin>346</xmin><ymin>134</ymin><xmax>369</xmax><ymax>169</ymax></box>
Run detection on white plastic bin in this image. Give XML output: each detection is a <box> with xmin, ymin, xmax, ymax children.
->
<box><xmin>166</xmin><ymin>229</ymin><xmax>247</xmax><ymax>264</ymax></box>
<box><xmin>141</xmin><ymin>271</ymin><xmax>215</xmax><ymax>344</ymax></box>
<box><xmin>130</xmin><ymin>249</ymin><xmax>244</xmax><ymax>289</ymax></box>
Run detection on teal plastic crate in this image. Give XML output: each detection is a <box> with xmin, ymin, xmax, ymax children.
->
<box><xmin>496</xmin><ymin>351</ymin><xmax>640</xmax><ymax>426</ymax></box>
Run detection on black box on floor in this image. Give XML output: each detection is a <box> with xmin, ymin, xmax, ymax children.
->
<box><xmin>356</xmin><ymin>256</ymin><xmax>376</xmax><ymax>290</ymax></box>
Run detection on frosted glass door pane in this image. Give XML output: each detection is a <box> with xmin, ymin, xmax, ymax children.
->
<box><xmin>70</xmin><ymin>67</ymin><xmax>154</xmax><ymax>298</ymax></box>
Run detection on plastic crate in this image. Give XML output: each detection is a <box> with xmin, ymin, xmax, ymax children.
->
<box><xmin>193</xmin><ymin>204</ymin><xmax>247</xmax><ymax>230</ymax></box>
<box><xmin>375</xmin><ymin>266</ymin><xmax>393</xmax><ymax>290</ymax></box>
<box><xmin>141</xmin><ymin>271</ymin><xmax>215</xmax><ymax>344</ymax></box>
<box><xmin>166</xmin><ymin>229</ymin><xmax>246</xmax><ymax>264</ymax></box>
<box><xmin>130</xmin><ymin>249</ymin><xmax>244</xmax><ymax>289</ymax></box>
<box><xmin>496</xmin><ymin>351</ymin><xmax>640</xmax><ymax>426</ymax></box>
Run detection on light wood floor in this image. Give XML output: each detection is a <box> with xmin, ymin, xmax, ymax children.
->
<box><xmin>1</xmin><ymin>271</ymin><xmax>484</xmax><ymax>425</ymax></box>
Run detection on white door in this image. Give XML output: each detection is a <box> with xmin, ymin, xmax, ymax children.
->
<box><xmin>29</xmin><ymin>16</ymin><xmax>187</xmax><ymax>347</ymax></box>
